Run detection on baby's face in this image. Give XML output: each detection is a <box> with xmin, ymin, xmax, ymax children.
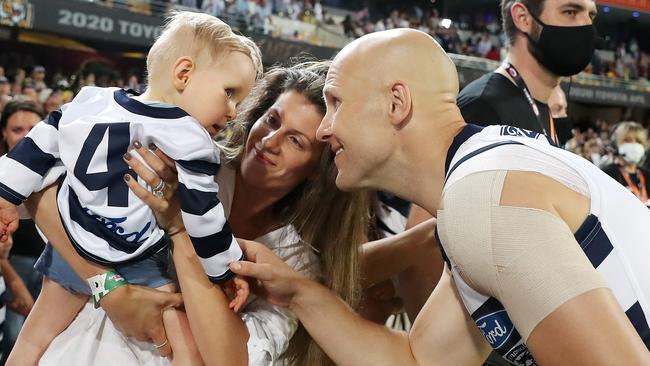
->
<box><xmin>179</xmin><ymin>51</ymin><xmax>256</xmax><ymax>137</ymax></box>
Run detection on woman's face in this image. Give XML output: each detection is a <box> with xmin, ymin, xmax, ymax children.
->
<box><xmin>620</xmin><ymin>132</ymin><xmax>646</xmax><ymax>146</ymax></box>
<box><xmin>240</xmin><ymin>90</ymin><xmax>325</xmax><ymax>193</ymax></box>
<box><xmin>2</xmin><ymin>110</ymin><xmax>41</xmax><ymax>151</ymax></box>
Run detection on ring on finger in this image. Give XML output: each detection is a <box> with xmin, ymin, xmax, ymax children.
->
<box><xmin>152</xmin><ymin>179</ymin><xmax>165</xmax><ymax>192</ymax></box>
<box><xmin>154</xmin><ymin>338</ymin><xmax>168</xmax><ymax>349</ymax></box>
<box><xmin>151</xmin><ymin>180</ymin><xmax>166</xmax><ymax>198</ymax></box>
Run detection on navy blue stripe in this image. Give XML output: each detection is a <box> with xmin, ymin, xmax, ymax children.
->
<box><xmin>7</xmin><ymin>137</ymin><xmax>56</xmax><ymax>176</ymax></box>
<box><xmin>377</xmin><ymin>219</ymin><xmax>397</xmax><ymax>236</ymax></box>
<box><xmin>190</xmin><ymin>222</ymin><xmax>234</xmax><ymax>259</ymax></box>
<box><xmin>177</xmin><ymin>159</ymin><xmax>219</xmax><ymax>176</ymax></box>
<box><xmin>61</xmin><ymin>200</ymin><xmax>168</xmax><ymax>266</ymax></box>
<box><xmin>445</xmin><ymin>124</ymin><xmax>484</xmax><ymax>175</ymax></box>
<box><xmin>44</xmin><ymin>109</ymin><xmax>62</xmax><ymax>129</ymax></box>
<box><xmin>445</xmin><ymin>141</ymin><xmax>524</xmax><ymax>183</ymax></box>
<box><xmin>67</xmin><ymin>187</ymin><xmax>161</xmax><ymax>258</ymax></box>
<box><xmin>377</xmin><ymin>191</ymin><xmax>411</xmax><ymax>218</ymax></box>
<box><xmin>179</xmin><ymin>183</ymin><xmax>220</xmax><ymax>216</ymax></box>
<box><xmin>113</xmin><ymin>89</ymin><xmax>188</xmax><ymax>119</ymax></box>
<box><xmin>208</xmin><ymin>253</ymin><xmax>244</xmax><ymax>283</ymax></box>
<box><xmin>573</xmin><ymin>214</ymin><xmax>599</xmax><ymax>243</ymax></box>
<box><xmin>434</xmin><ymin>227</ymin><xmax>451</xmax><ymax>266</ymax></box>
<box><xmin>573</xmin><ymin>215</ymin><xmax>614</xmax><ymax>268</ymax></box>
<box><xmin>625</xmin><ymin>302</ymin><xmax>650</xmax><ymax>350</ymax></box>
<box><xmin>0</xmin><ymin>182</ymin><xmax>26</xmax><ymax>205</ymax></box>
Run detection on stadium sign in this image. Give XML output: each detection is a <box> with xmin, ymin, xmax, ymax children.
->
<box><xmin>25</xmin><ymin>0</ymin><xmax>163</xmax><ymax>46</ymax></box>
<box><xmin>566</xmin><ymin>83</ymin><xmax>648</xmax><ymax>108</ymax></box>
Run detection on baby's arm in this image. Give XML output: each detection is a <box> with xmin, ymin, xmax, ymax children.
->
<box><xmin>0</xmin><ymin>110</ymin><xmax>63</xmax><ymax>241</ymax></box>
<box><xmin>0</xmin><ymin>197</ymin><xmax>19</xmax><ymax>241</ymax></box>
<box><xmin>7</xmin><ymin>277</ymin><xmax>87</xmax><ymax>366</ymax></box>
<box><xmin>174</xmin><ymin>156</ymin><xmax>243</xmax><ymax>283</ymax></box>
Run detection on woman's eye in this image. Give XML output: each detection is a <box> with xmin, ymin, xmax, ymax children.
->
<box><xmin>266</xmin><ymin>114</ymin><xmax>278</xmax><ymax>126</ymax></box>
<box><xmin>225</xmin><ymin>89</ymin><xmax>234</xmax><ymax>98</ymax></box>
<box><xmin>289</xmin><ymin>136</ymin><xmax>302</xmax><ymax>148</ymax></box>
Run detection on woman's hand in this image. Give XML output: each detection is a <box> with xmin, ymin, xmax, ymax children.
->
<box><xmin>100</xmin><ymin>284</ymin><xmax>183</xmax><ymax>357</ymax></box>
<box><xmin>123</xmin><ymin>142</ymin><xmax>185</xmax><ymax>235</ymax></box>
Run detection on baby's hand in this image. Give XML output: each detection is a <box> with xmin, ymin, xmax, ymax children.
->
<box><xmin>222</xmin><ymin>275</ymin><xmax>250</xmax><ymax>313</ymax></box>
<box><xmin>0</xmin><ymin>235</ymin><xmax>13</xmax><ymax>259</ymax></box>
<box><xmin>0</xmin><ymin>198</ymin><xmax>19</xmax><ymax>242</ymax></box>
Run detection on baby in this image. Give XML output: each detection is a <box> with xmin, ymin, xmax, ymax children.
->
<box><xmin>0</xmin><ymin>11</ymin><xmax>262</xmax><ymax>364</ymax></box>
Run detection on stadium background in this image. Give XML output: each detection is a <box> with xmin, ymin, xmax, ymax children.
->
<box><xmin>0</xmin><ymin>0</ymin><xmax>648</xmax><ymax>364</ymax></box>
<box><xmin>1</xmin><ymin>0</ymin><xmax>649</xmax><ymax>165</ymax></box>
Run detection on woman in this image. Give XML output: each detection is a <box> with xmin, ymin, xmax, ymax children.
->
<box><xmin>602</xmin><ymin>122</ymin><xmax>650</xmax><ymax>206</ymax></box>
<box><xmin>1</xmin><ymin>100</ymin><xmax>46</xmax><ymax>358</ymax></box>
<box><xmin>16</xmin><ymin>61</ymin><xmax>372</xmax><ymax>365</ymax></box>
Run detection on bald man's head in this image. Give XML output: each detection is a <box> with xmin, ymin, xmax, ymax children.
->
<box><xmin>316</xmin><ymin>29</ymin><xmax>465</xmax><ymax>191</ymax></box>
<box><xmin>331</xmin><ymin>28</ymin><xmax>460</xmax><ymax>101</ymax></box>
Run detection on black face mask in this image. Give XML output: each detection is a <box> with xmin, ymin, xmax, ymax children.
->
<box><xmin>524</xmin><ymin>13</ymin><xmax>596</xmax><ymax>76</ymax></box>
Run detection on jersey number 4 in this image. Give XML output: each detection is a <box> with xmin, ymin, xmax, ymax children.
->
<box><xmin>74</xmin><ymin>123</ymin><xmax>133</xmax><ymax>207</ymax></box>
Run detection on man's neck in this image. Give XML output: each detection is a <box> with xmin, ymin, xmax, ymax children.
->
<box><xmin>373</xmin><ymin>111</ymin><xmax>466</xmax><ymax>215</ymax></box>
<box><xmin>498</xmin><ymin>43</ymin><xmax>559</xmax><ymax>103</ymax></box>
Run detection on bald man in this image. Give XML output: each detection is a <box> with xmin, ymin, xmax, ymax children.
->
<box><xmin>231</xmin><ymin>29</ymin><xmax>650</xmax><ymax>366</ymax></box>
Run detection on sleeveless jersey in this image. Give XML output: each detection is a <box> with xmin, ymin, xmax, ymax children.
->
<box><xmin>439</xmin><ymin>124</ymin><xmax>650</xmax><ymax>365</ymax></box>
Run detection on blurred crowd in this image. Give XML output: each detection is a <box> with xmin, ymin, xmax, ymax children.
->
<box><xmin>0</xmin><ymin>61</ymin><xmax>145</xmax><ymax>124</ymax></box>
<box><xmin>565</xmin><ymin>118</ymin><xmax>650</xmax><ymax>175</ymax></box>
<box><xmin>87</xmin><ymin>0</ymin><xmax>650</xmax><ymax>83</ymax></box>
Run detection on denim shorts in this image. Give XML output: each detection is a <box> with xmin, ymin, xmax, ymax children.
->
<box><xmin>34</xmin><ymin>243</ymin><xmax>173</xmax><ymax>295</ymax></box>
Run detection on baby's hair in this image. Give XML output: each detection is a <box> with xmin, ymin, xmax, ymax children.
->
<box><xmin>146</xmin><ymin>11</ymin><xmax>263</xmax><ymax>86</ymax></box>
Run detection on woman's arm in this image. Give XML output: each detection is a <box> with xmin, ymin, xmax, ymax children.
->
<box><xmin>124</xmin><ymin>144</ymin><xmax>249</xmax><ymax>366</ymax></box>
<box><xmin>23</xmin><ymin>186</ymin><xmax>181</xmax><ymax>356</ymax></box>
<box><xmin>171</xmin><ymin>231</ymin><xmax>250</xmax><ymax>366</ymax></box>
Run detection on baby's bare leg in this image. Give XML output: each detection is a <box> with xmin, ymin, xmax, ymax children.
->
<box><xmin>6</xmin><ymin>277</ymin><xmax>87</xmax><ymax>366</ymax></box>
<box><xmin>156</xmin><ymin>283</ymin><xmax>204</xmax><ymax>366</ymax></box>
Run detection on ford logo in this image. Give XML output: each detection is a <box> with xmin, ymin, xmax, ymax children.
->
<box><xmin>475</xmin><ymin>310</ymin><xmax>515</xmax><ymax>349</ymax></box>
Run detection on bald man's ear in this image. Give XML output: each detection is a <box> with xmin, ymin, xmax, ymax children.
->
<box><xmin>388</xmin><ymin>82</ymin><xmax>412</xmax><ymax>127</ymax></box>
<box><xmin>172</xmin><ymin>56</ymin><xmax>194</xmax><ymax>92</ymax></box>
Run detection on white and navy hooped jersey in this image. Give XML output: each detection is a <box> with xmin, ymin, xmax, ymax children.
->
<box><xmin>375</xmin><ymin>191</ymin><xmax>410</xmax><ymax>239</ymax></box>
<box><xmin>438</xmin><ymin>124</ymin><xmax>650</xmax><ymax>365</ymax></box>
<box><xmin>0</xmin><ymin>87</ymin><xmax>241</xmax><ymax>282</ymax></box>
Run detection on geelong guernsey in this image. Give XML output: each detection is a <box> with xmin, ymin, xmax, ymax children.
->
<box><xmin>439</xmin><ymin>124</ymin><xmax>650</xmax><ymax>365</ymax></box>
<box><xmin>0</xmin><ymin>87</ymin><xmax>241</xmax><ymax>282</ymax></box>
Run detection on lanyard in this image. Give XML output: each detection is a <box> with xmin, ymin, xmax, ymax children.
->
<box><xmin>503</xmin><ymin>63</ymin><xmax>559</xmax><ymax>146</ymax></box>
<box><xmin>619</xmin><ymin>166</ymin><xmax>648</xmax><ymax>202</ymax></box>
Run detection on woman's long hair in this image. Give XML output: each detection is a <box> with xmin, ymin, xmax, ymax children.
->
<box><xmin>220</xmin><ymin>60</ymin><xmax>371</xmax><ymax>366</ymax></box>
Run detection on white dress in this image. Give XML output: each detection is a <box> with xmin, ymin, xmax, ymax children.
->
<box><xmin>39</xmin><ymin>165</ymin><xmax>321</xmax><ymax>366</ymax></box>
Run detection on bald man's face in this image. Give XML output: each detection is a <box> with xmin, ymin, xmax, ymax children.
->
<box><xmin>317</xmin><ymin>58</ymin><xmax>398</xmax><ymax>191</ymax></box>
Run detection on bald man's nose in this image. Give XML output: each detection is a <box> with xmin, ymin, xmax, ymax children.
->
<box><xmin>317</xmin><ymin>118</ymin><xmax>333</xmax><ymax>142</ymax></box>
